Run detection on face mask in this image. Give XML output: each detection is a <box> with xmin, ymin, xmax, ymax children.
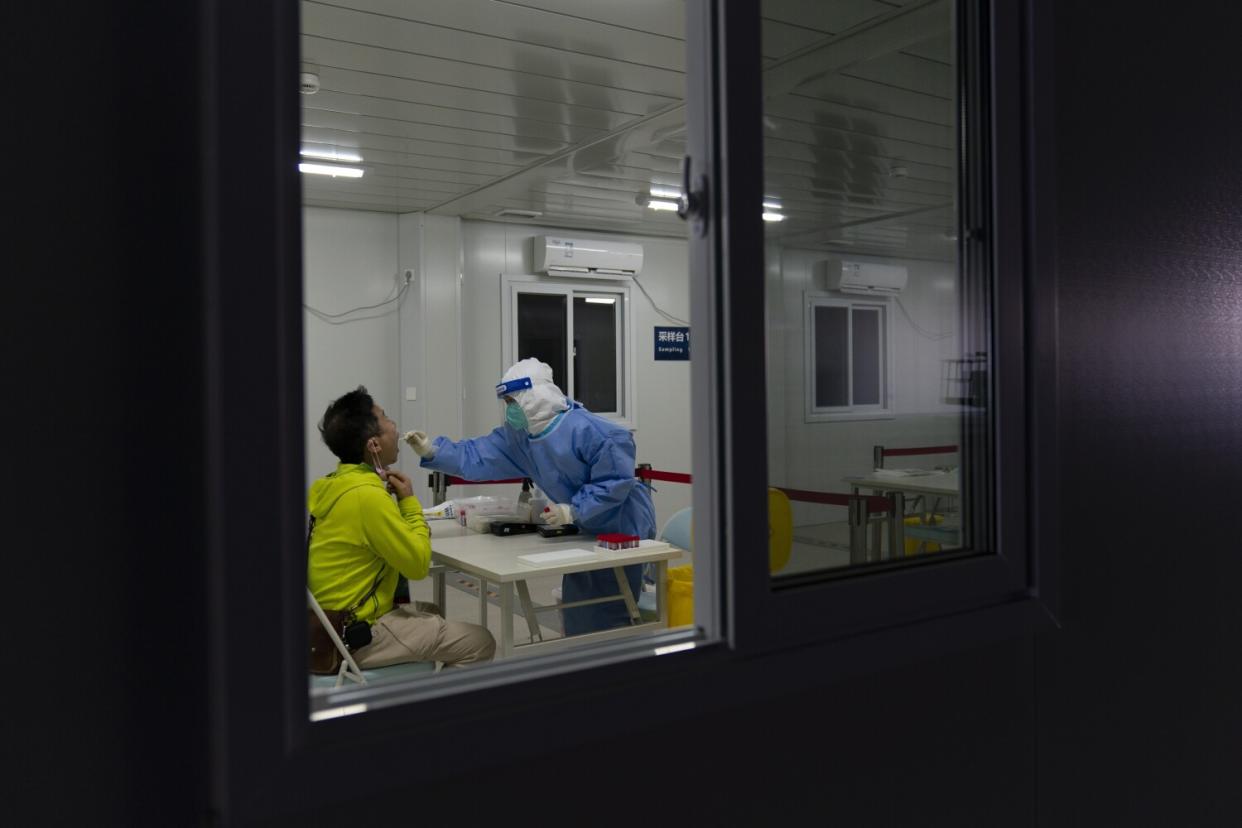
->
<box><xmin>505</xmin><ymin>402</ymin><xmax>528</xmax><ymax>431</ymax></box>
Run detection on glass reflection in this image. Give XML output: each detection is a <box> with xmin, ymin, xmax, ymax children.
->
<box><xmin>762</xmin><ymin>0</ymin><xmax>975</xmax><ymax>580</ymax></box>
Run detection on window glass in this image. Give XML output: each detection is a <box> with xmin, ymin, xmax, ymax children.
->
<box><xmin>518</xmin><ymin>293</ymin><xmax>569</xmax><ymax>391</ymax></box>
<box><xmin>572</xmin><ymin>296</ymin><xmax>619</xmax><ymax>414</ymax></box>
<box><xmin>851</xmin><ymin>307</ymin><xmax>882</xmax><ymax>406</ymax></box>
<box><xmin>299</xmin><ymin>0</ymin><xmax>698</xmax><ymax>718</ymax></box>
<box><xmin>763</xmin><ymin>0</ymin><xmax>978</xmax><ymax>580</ymax></box>
<box><xmin>813</xmin><ymin>305</ymin><xmax>848</xmax><ymax>408</ymax></box>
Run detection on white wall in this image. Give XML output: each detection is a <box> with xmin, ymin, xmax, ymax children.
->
<box><xmin>767</xmin><ymin>246</ymin><xmax>962</xmax><ymax>527</ymax></box>
<box><xmin>302</xmin><ymin>207</ymin><xmax>402</xmax><ymax>493</ymax></box>
<box><xmin>301</xmin><ymin>210</ymin><xmax>694</xmax><ymax>534</ymax></box>
<box><xmin>300</xmin><ymin>208</ymin><xmax>963</xmax><ymax>535</ymax></box>
<box><xmin>449</xmin><ymin>221</ymin><xmax>695</xmax><ymax>534</ymax></box>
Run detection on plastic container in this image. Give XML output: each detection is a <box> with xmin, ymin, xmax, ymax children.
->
<box><xmin>453</xmin><ymin>495</ymin><xmax>517</xmax><ymax>526</ymax></box>
<box><xmin>529</xmin><ymin>485</ymin><xmax>548</xmax><ymax>524</ymax></box>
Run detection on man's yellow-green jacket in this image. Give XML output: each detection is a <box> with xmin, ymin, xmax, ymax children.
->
<box><xmin>307</xmin><ymin>462</ymin><xmax>430</xmax><ymax>624</ymax></box>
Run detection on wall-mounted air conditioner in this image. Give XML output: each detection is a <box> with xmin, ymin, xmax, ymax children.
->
<box><xmin>817</xmin><ymin>259</ymin><xmax>908</xmax><ymax>295</ymax></box>
<box><xmin>533</xmin><ymin>236</ymin><xmax>643</xmax><ymax>278</ymax></box>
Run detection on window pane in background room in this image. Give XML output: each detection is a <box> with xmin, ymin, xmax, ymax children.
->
<box><xmin>763</xmin><ymin>0</ymin><xmax>973</xmax><ymax>580</ymax></box>
<box><xmin>814</xmin><ymin>305</ymin><xmax>849</xmax><ymax>408</ymax></box>
<box><xmin>573</xmin><ymin>296</ymin><xmax>619</xmax><ymax>413</ymax></box>
<box><xmin>518</xmin><ymin>292</ymin><xmax>568</xmax><ymax>391</ymax></box>
<box><xmin>851</xmin><ymin>307</ymin><xmax>881</xmax><ymax>406</ymax></box>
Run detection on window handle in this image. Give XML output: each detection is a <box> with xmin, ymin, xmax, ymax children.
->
<box><xmin>677</xmin><ymin>155</ymin><xmax>708</xmax><ymax>237</ymax></box>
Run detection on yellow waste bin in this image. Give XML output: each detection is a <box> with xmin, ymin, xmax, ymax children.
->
<box><xmin>667</xmin><ymin>565</ymin><xmax>694</xmax><ymax>627</ymax></box>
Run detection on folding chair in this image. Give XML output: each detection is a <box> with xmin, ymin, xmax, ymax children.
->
<box><xmin>307</xmin><ymin>588</ymin><xmax>436</xmax><ymax>689</ymax></box>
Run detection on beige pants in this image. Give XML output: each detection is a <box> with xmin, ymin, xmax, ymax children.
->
<box><xmin>352</xmin><ymin>602</ymin><xmax>495</xmax><ymax>668</ymax></box>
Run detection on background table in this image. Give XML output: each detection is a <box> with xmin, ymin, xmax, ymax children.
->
<box><xmin>843</xmin><ymin>470</ymin><xmax>960</xmax><ymax>559</ymax></box>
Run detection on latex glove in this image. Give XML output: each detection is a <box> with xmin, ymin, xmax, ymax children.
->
<box><xmin>403</xmin><ymin>430</ymin><xmax>435</xmax><ymax>458</ymax></box>
<box><xmin>541</xmin><ymin>502</ymin><xmax>574</xmax><ymax>526</ymax></box>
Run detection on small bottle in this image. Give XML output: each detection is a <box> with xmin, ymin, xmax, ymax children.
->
<box><xmin>517</xmin><ymin>478</ymin><xmax>532</xmax><ymax>523</ymax></box>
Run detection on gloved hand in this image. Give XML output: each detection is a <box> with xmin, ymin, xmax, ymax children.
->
<box><xmin>403</xmin><ymin>430</ymin><xmax>435</xmax><ymax>459</ymax></box>
<box><xmin>541</xmin><ymin>502</ymin><xmax>574</xmax><ymax>526</ymax></box>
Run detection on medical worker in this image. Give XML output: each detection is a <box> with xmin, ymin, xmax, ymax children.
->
<box><xmin>405</xmin><ymin>358</ymin><xmax>657</xmax><ymax>635</ymax></box>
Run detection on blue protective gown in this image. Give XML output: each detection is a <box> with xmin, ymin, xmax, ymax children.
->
<box><xmin>421</xmin><ymin>402</ymin><xmax>656</xmax><ymax>634</ymax></box>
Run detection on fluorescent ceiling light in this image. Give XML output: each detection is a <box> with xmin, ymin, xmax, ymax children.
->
<box><xmin>584</xmin><ymin>297</ymin><xmax>616</xmax><ymax>304</ymax></box>
<box><xmin>649</xmin><ymin>186</ymin><xmax>684</xmax><ymax>200</ymax></box>
<box><xmin>300</xmin><ymin>148</ymin><xmax>362</xmax><ymax>163</ymax></box>
<box><xmin>762</xmin><ymin>211</ymin><xmax>785</xmax><ymax>222</ymax></box>
<box><xmin>763</xmin><ymin>200</ymin><xmax>782</xmax><ymax>210</ymax></box>
<box><xmin>299</xmin><ymin>162</ymin><xmax>364</xmax><ymax>178</ymax></box>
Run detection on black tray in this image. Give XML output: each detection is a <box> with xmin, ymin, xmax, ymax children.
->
<box><xmin>489</xmin><ymin>521</ymin><xmax>540</xmax><ymax>536</ymax></box>
<box><xmin>536</xmin><ymin>524</ymin><xmax>579</xmax><ymax>538</ymax></box>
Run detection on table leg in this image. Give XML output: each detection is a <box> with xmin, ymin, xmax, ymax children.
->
<box><xmin>870</xmin><ymin>506</ymin><xmax>883</xmax><ymax>562</ymax></box>
<box><xmin>515</xmin><ymin>579</ymin><xmax>542</xmax><ymax>643</ymax></box>
<box><xmin>655</xmin><ymin>560</ymin><xmax>668</xmax><ymax>627</ymax></box>
<box><xmin>478</xmin><ymin>576</ymin><xmax>488</xmax><ymax>628</ymax></box>
<box><xmin>499</xmin><ymin>582</ymin><xmax>514</xmax><ymax>659</ymax></box>
<box><xmin>887</xmin><ymin>490</ymin><xmax>906</xmax><ymax>560</ymax></box>
<box><xmin>614</xmin><ymin>567</ymin><xmax>641</xmax><ymax>624</ymax></box>
<box><xmin>433</xmin><ymin>570</ymin><xmax>446</xmax><ymax>615</ymax></box>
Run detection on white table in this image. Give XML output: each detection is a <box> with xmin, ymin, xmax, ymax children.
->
<box><xmin>843</xmin><ymin>469</ymin><xmax>960</xmax><ymax>560</ymax></box>
<box><xmin>417</xmin><ymin>521</ymin><xmax>681</xmax><ymax>658</ymax></box>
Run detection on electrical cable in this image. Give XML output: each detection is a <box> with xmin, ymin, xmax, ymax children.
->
<box><xmin>303</xmin><ymin>274</ymin><xmax>411</xmax><ymax>324</ymax></box>
<box><xmin>630</xmin><ymin>274</ymin><xmax>689</xmax><ymax>326</ymax></box>
<box><xmin>893</xmin><ymin>294</ymin><xmax>954</xmax><ymax>340</ymax></box>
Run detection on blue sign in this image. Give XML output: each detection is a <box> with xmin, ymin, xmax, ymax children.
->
<box><xmin>654</xmin><ymin>326</ymin><xmax>690</xmax><ymax>361</ymax></box>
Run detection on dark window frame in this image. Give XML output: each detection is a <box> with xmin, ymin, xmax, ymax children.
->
<box><xmin>727</xmin><ymin>0</ymin><xmax>1057</xmax><ymax>652</ymax></box>
<box><xmin>204</xmin><ymin>1</ymin><xmax>1057</xmax><ymax>821</ymax></box>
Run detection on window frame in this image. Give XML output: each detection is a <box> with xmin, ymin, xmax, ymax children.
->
<box><xmin>803</xmin><ymin>293</ymin><xmax>895</xmax><ymax>422</ymax></box>
<box><xmin>500</xmin><ymin>274</ymin><xmax>635</xmax><ymax>427</ymax></box>
<box><xmin>725</xmin><ymin>0</ymin><xmax>1056</xmax><ymax>654</ymax></box>
<box><xmin>205</xmin><ymin>1</ymin><xmax>1057</xmax><ymax>821</ymax></box>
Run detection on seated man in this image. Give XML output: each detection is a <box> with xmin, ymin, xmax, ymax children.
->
<box><xmin>308</xmin><ymin>386</ymin><xmax>495</xmax><ymax>668</ymax></box>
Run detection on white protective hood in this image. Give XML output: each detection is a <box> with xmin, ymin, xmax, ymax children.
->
<box><xmin>499</xmin><ymin>358</ymin><xmax>569</xmax><ymax>436</ymax></box>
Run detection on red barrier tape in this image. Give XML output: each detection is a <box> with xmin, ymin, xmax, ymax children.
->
<box><xmin>775</xmin><ymin>487</ymin><xmax>891</xmax><ymax>514</ymax></box>
<box><xmin>636</xmin><ymin>468</ymin><xmax>693</xmax><ymax>484</ymax></box>
<box><xmin>882</xmin><ymin>445</ymin><xmax>957</xmax><ymax>457</ymax></box>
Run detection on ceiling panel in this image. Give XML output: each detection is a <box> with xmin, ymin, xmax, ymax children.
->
<box><xmin>301</xmin><ymin>0</ymin><xmax>960</xmax><ymax>261</ymax></box>
<box><xmin>303</xmin><ymin>2</ymin><xmax>685</xmax><ymax>95</ymax></box>
<box><xmin>302</xmin><ymin>35</ymin><xmax>679</xmax><ymax>114</ymax></box>
<box><xmin>316</xmin><ymin>0</ymin><xmax>686</xmax><ymax>70</ymax></box>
